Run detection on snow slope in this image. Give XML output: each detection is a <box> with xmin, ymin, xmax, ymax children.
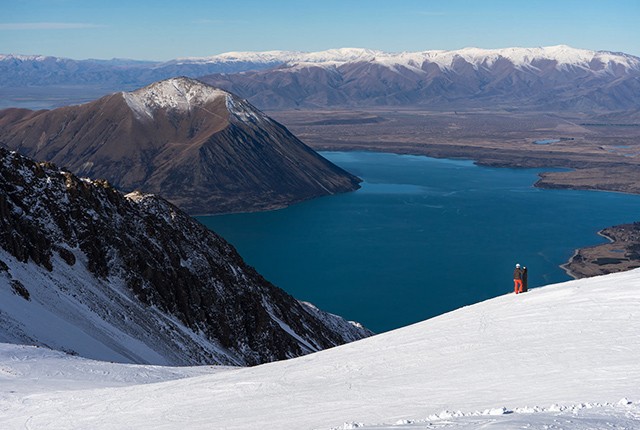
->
<box><xmin>0</xmin><ymin>148</ymin><xmax>369</xmax><ymax>367</ymax></box>
<box><xmin>0</xmin><ymin>248</ymin><xmax>239</xmax><ymax>365</ymax></box>
<box><xmin>2</xmin><ymin>268</ymin><xmax>640</xmax><ymax>429</ymax></box>
<box><xmin>0</xmin><ymin>344</ymin><xmax>229</xmax><ymax>394</ymax></box>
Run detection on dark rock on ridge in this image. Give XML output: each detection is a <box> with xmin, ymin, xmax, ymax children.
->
<box><xmin>0</xmin><ymin>147</ymin><xmax>371</xmax><ymax>365</ymax></box>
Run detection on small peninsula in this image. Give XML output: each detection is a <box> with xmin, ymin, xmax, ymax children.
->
<box><xmin>562</xmin><ymin>222</ymin><xmax>640</xmax><ymax>279</ymax></box>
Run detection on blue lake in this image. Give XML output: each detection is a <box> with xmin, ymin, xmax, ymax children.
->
<box><xmin>534</xmin><ymin>139</ymin><xmax>562</xmax><ymax>144</ymax></box>
<box><xmin>198</xmin><ymin>151</ymin><xmax>640</xmax><ymax>333</ymax></box>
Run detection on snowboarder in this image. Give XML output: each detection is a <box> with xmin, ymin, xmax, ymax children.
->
<box><xmin>513</xmin><ymin>263</ymin><xmax>524</xmax><ymax>294</ymax></box>
<box><xmin>521</xmin><ymin>266</ymin><xmax>528</xmax><ymax>293</ymax></box>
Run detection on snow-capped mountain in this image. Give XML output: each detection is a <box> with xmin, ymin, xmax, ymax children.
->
<box><xmin>3</xmin><ymin>45</ymin><xmax>639</xmax><ymax>112</ymax></box>
<box><xmin>2</xmin><ymin>267</ymin><xmax>639</xmax><ymax>429</ymax></box>
<box><xmin>0</xmin><ymin>148</ymin><xmax>371</xmax><ymax>366</ymax></box>
<box><xmin>185</xmin><ymin>45</ymin><xmax>640</xmax><ymax>71</ymax></box>
<box><xmin>0</xmin><ymin>77</ymin><xmax>361</xmax><ymax>214</ymax></box>
<box><xmin>172</xmin><ymin>47</ymin><xmax>385</xmax><ymax>67</ymax></box>
<box><xmin>200</xmin><ymin>45</ymin><xmax>640</xmax><ymax>110</ymax></box>
<box><xmin>0</xmin><ymin>53</ymin><xmax>272</xmax><ymax>89</ymax></box>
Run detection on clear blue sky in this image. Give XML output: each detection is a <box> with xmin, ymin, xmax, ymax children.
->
<box><xmin>2</xmin><ymin>0</ymin><xmax>639</xmax><ymax>60</ymax></box>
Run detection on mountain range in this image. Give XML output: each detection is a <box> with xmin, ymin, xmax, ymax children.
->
<box><xmin>3</xmin><ymin>46</ymin><xmax>639</xmax><ymax>112</ymax></box>
<box><xmin>200</xmin><ymin>46</ymin><xmax>640</xmax><ymax>111</ymax></box>
<box><xmin>0</xmin><ymin>77</ymin><xmax>361</xmax><ymax>214</ymax></box>
<box><xmin>0</xmin><ymin>147</ymin><xmax>371</xmax><ymax>365</ymax></box>
<box><xmin>0</xmin><ymin>53</ymin><xmax>278</xmax><ymax>88</ymax></box>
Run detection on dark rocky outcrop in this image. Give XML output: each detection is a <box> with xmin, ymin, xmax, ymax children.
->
<box><xmin>0</xmin><ymin>148</ymin><xmax>371</xmax><ymax>365</ymax></box>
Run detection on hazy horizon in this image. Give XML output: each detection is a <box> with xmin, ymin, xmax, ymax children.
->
<box><xmin>2</xmin><ymin>0</ymin><xmax>639</xmax><ymax>61</ymax></box>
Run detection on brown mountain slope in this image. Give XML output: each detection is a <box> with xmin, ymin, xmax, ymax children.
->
<box><xmin>0</xmin><ymin>77</ymin><xmax>360</xmax><ymax>214</ymax></box>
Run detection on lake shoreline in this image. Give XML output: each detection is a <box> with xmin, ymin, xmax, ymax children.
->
<box><xmin>561</xmin><ymin>223</ymin><xmax>640</xmax><ymax>279</ymax></box>
<box><xmin>309</xmin><ymin>142</ymin><xmax>640</xmax><ymax>196</ymax></box>
<box><xmin>270</xmin><ymin>109</ymin><xmax>640</xmax><ymax>198</ymax></box>
<box><xmin>313</xmin><ymin>147</ymin><xmax>640</xmax><ymax>280</ymax></box>
<box><xmin>200</xmin><ymin>151</ymin><xmax>640</xmax><ymax>332</ymax></box>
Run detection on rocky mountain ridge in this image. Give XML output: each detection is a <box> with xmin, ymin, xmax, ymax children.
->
<box><xmin>200</xmin><ymin>46</ymin><xmax>640</xmax><ymax>111</ymax></box>
<box><xmin>0</xmin><ymin>147</ymin><xmax>371</xmax><ymax>365</ymax></box>
<box><xmin>0</xmin><ymin>77</ymin><xmax>361</xmax><ymax>214</ymax></box>
<box><xmin>3</xmin><ymin>45</ymin><xmax>638</xmax><ymax>84</ymax></box>
<box><xmin>3</xmin><ymin>45</ymin><xmax>639</xmax><ymax>112</ymax></box>
<box><xmin>191</xmin><ymin>45</ymin><xmax>640</xmax><ymax>71</ymax></box>
<box><xmin>0</xmin><ymin>53</ymin><xmax>276</xmax><ymax>88</ymax></box>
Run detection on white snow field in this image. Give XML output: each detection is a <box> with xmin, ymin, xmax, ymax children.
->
<box><xmin>2</xmin><ymin>268</ymin><xmax>640</xmax><ymax>429</ymax></box>
<box><xmin>176</xmin><ymin>45</ymin><xmax>640</xmax><ymax>74</ymax></box>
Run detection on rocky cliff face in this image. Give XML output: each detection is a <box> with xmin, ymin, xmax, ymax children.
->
<box><xmin>0</xmin><ymin>148</ymin><xmax>371</xmax><ymax>365</ymax></box>
<box><xmin>0</xmin><ymin>77</ymin><xmax>361</xmax><ymax>214</ymax></box>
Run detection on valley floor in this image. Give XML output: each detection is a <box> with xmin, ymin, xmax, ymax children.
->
<box><xmin>271</xmin><ymin>109</ymin><xmax>640</xmax><ymax>195</ymax></box>
<box><xmin>2</xmin><ymin>268</ymin><xmax>640</xmax><ymax>429</ymax></box>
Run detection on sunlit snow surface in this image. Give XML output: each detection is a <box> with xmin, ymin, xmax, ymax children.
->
<box><xmin>2</xmin><ymin>269</ymin><xmax>640</xmax><ymax>429</ymax></box>
<box><xmin>174</xmin><ymin>45</ymin><xmax>640</xmax><ymax>74</ymax></box>
<box><xmin>122</xmin><ymin>77</ymin><xmax>228</xmax><ymax>119</ymax></box>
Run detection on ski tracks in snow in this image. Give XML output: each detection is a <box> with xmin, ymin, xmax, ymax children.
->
<box><xmin>334</xmin><ymin>400</ymin><xmax>640</xmax><ymax>429</ymax></box>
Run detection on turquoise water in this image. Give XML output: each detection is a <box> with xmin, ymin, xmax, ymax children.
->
<box><xmin>534</xmin><ymin>139</ymin><xmax>562</xmax><ymax>144</ymax></box>
<box><xmin>198</xmin><ymin>152</ymin><xmax>640</xmax><ymax>333</ymax></box>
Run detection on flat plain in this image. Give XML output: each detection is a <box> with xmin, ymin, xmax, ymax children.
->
<box><xmin>271</xmin><ymin>109</ymin><xmax>640</xmax><ymax>194</ymax></box>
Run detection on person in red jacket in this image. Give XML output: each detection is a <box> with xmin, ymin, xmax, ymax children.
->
<box><xmin>513</xmin><ymin>263</ymin><xmax>524</xmax><ymax>294</ymax></box>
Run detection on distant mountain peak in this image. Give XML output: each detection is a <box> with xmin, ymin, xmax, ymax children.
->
<box><xmin>121</xmin><ymin>76</ymin><xmax>269</xmax><ymax>127</ymax></box>
<box><xmin>436</xmin><ymin>45</ymin><xmax>640</xmax><ymax>70</ymax></box>
<box><xmin>198</xmin><ymin>45</ymin><xmax>640</xmax><ymax>111</ymax></box>
<box><xmin>122</xmin><ymin>77</ymin><xmax>228</xmax><ymax>119</ymax></box>
<box><xmin>3</xmin><ymin>46</ymin><xmax>639</xmax><ymax>110</ymax></box>
<box><xmin>0</xmin><ymin>78</ymin><xmax>361</xmax><ymax>214</ymax></box>
<box><xmin>291</xmin><ymin>45</ymin><xmax>638</xmax><ymax>72</ymax></box>
<box><xmin>184</xmin><ymin>45</ymin><xmax>640</xmax><ymax>71</ymax></box>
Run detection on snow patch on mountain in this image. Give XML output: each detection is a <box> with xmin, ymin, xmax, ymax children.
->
<box><xmin>0</xmin><ymin>148</ymin><xmax>370</xmax><ymax>367</ymax></box>
<box><xmin>429</xmin><ymin>44</ymin><xmax>640</xmax><ymax>72</ymax></box>
<box><xmin>189</xmin><ymin>45</ymin><xmax>640</xmax><ymax>74</ymax></box>
<box><xmin>7</xmin><ymin>46</ymin><xmax>638</xmax><ymax>74</ymax></box>
<box><xmin>172</xmin><ymin>50</ymin><xmax>299</xmax><ymax>65</ymax></box>
<box><xmin>0</xmin><ymin>245</ymin><xmax>240</xmax><ymax>366</ymax></box>
<box><xmin>224</xmin><ymin>92</ymin><xmax>268</xmax><ymax>125</ymax></box>
<box><xmin>122</xmin><ymin>77</ymin><xmax>227</xmax><ymax>119</ymax></box>
<box><xmin>300</xmin><ymin>301</ymin><xmax>369</xmax><ymax>344</ymax></box>
<box><xmin>174</xmin><ymin>48</ymin><xmax>382</xmax><ymax>66</ymax></box>
<box><xmin>0</xmin><ymin>54</ymin><xmax>52</xmax><ymax>62</ymax></box>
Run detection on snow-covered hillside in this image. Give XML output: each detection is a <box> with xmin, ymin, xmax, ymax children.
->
<box><xmin>2</xmin><ymin>268</ymin><xmax>640</xmax><ymax>429</ymax></box>
<box><xmin>4</xmin><ymin>46</ymin><xmax>639</xmax><ymax>111</ymax></box>
<box><xmin>199</xmin><ymin>45</ymin><xmax>640</xmax><ymax>111</ymax></box>
<box><xmin>0</xmin><ymin>148</ymin><xmax>370</xmax><ymax>367</ymax></box>
<box><xmin>122</xmin><ymin>76</ymin><xmax>228</xmax><ymax>119</ymax></box>
<box><xmin>187</xmin><ymin>45</ymin><xmax>640</xmax><ymax>73</ymax></box>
